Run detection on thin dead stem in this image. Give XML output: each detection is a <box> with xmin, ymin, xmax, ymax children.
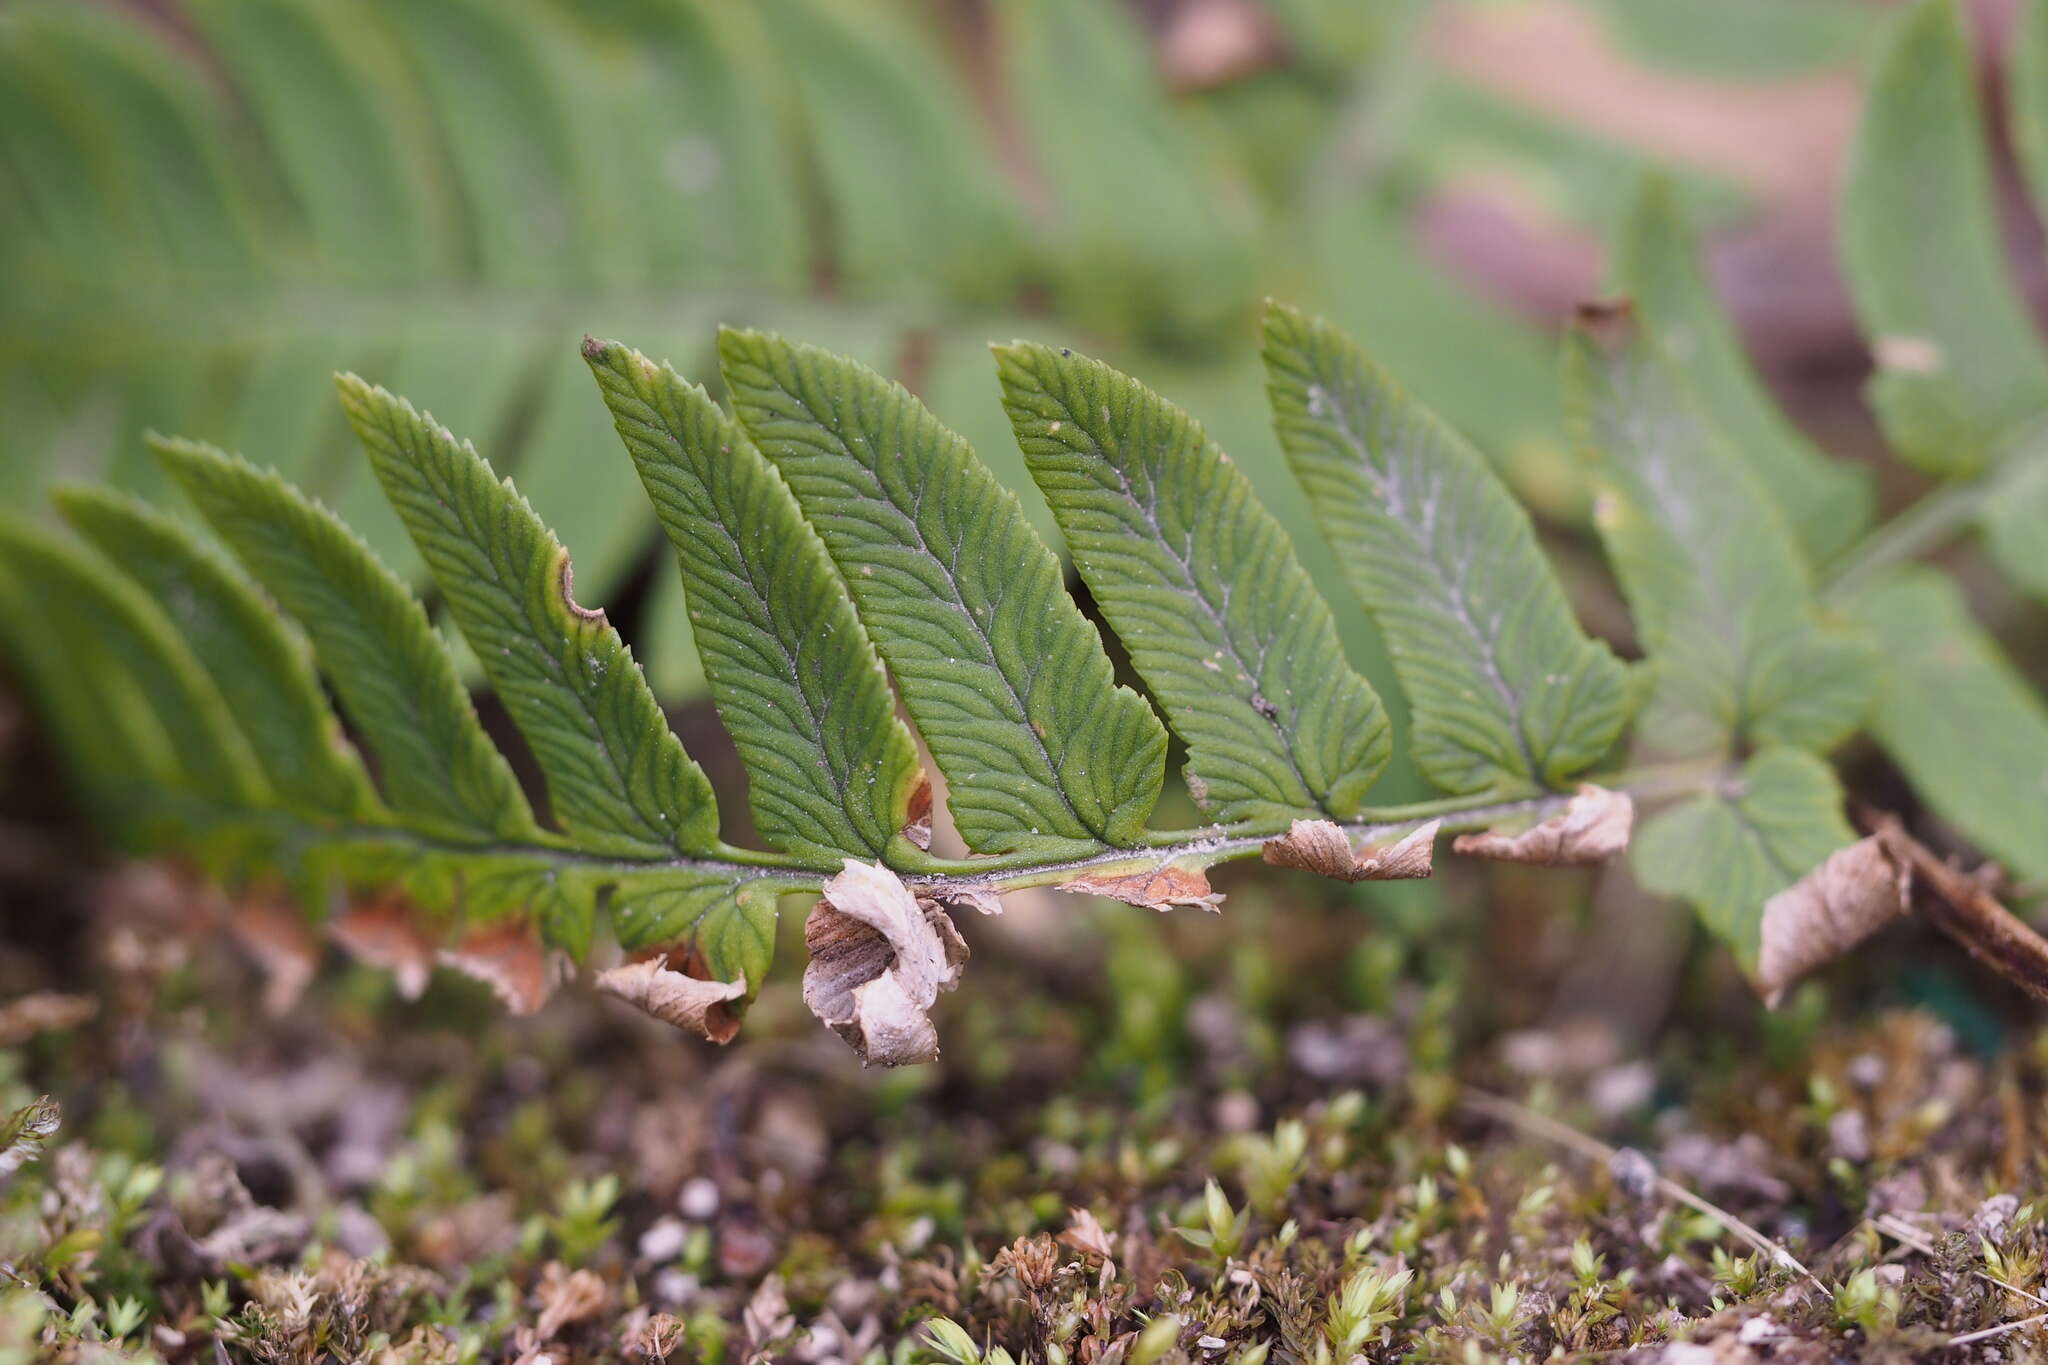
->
<box><xmin>1856</xmin><ymin>812</ymin><xmax>2048</xmax><ymax>1006</ymax></box>
<box><xmin>1458</xmin><ymin>1087</ymin><xmax>1833</xmax><ymax>1300</ymax></box>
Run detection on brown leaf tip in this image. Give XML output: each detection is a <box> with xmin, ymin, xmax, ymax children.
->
<box><xmin>596</xmin><ymin>951</ymin><xmax>747</xmax><ymax>1044</ymax></box>
<box><xmin>328</xmin><ymin>896</ymin><xmax>436</xmax><ymax>1000</ymax></box>
<box><xmin>803</xmin><ymin>860</ymin><xmax>969</xmax><ymax>1067</ymax></box>
<box><xmin>580</xmin><ymin>335</ymin><xmax>609</xmax><ymax>363</ymax></box>
<box><xmin>1262</xmin><ymin>818</ymin><xmax>1438</xmax><ymax>882</ymax></box>
<box><xmin>437</xmin><ymin>922</ymin><xmax>556</xmax><ymax>1016</ymax></box>
<box><xmin>1058</xmin><ymin>862</ymin><xmax>1223</xmax><ymax>912</ymax></box>
<box><xmin>557</xmin><ymin>554</ymin><xmax>607</xmax><ymax>626</ymax></box>
<box><xmin>1757</xmin><ymin>836</ymin><xmax>1910</xmax><ymax>1007</ymax></box>
<box><xmin>1452</xmin><ymin>785</ymin><xmax>1633</xmax><ymax>867</ymax></box>
<box><xmin>1571</xmin><ymin>297</ymin><xmax>1637</xmax><ymax>349</ymax></box>
<box><xmin>903</xmin><ymin>775</ymin><xmax>934</xmax><ymax>852</ymax></box>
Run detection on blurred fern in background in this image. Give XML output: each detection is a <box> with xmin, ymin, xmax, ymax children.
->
<box><xmin>0</xmin><ymin>0</ymin><xmax>1874</xmax><ymax>714</ymax></box>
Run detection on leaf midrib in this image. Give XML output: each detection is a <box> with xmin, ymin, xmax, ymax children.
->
<box><xmin>1040</xmin><ymin>383</ymin><xmax>1323</xmax><ymax>813</ymax></box>
<box><xmin>384</xmin><ymin>408</ymin><xmax>674</xmax><ymax>854</ymax></box>
<box><xmin>1314</xmin><ymin>383</ymin><xmax>1547</xmax><ymax>784</ymax></box>
<box><xmin>772</xmin><ymin>379</ymin><xmax>1110</xmax><ymax>848</ymax></box>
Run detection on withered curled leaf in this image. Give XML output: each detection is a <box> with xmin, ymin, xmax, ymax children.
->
<box><xmin>803</xmin><ymin>860</ymin><xmax>968</xmax><ymax>1066</ymax></box>
<box><xmin>1262</xmin><ymin>819</ymin><xmax>1440</xmax><ymax>882</ymax></box>
<box><xmin>596</xmin><ymin>953</ymin><xmax>747</xmax><ymax>1043</ymax></box>
<box><xmin>438</xmin><ymin>922</ymin><xmax>554</xmax><ymax>1016</ymax></box>
<box><xmin>903</xmin><ymin>776</ymin><xmax>935</xmax><ymax>852</ymax></box>
<box><xmin>930</xmin><ymin>885</ymin><xmax>1005</xmax><ymax>917</ymax></box>
<box><xmin>328</xmin><ymin>898</ymin><xmax>436</xmax><ymax>1000</ymax></box>
<box><xmin>1453</xmin><ymin>785</ymin><xmax>1633</xmax><ymax>866</ymax></box>
<box><xmin>229</xmin><ymin>892</ymin><xmax>318</xmax><ymax>1017</ymax></box>
<box><xmin>1757</xmin><ymin>836</ymin><xmax>1910</xmax><ymax>1006</ymax></box>
<box><xmin>533</xmin><ymin>1260</ymin><xmax>607</xmax><ymax>1340</ymax></box>
<box><xmin>1058</xmin><ymin>863</ymin><xmax>1222</xmax><ymax>911</ymax></box>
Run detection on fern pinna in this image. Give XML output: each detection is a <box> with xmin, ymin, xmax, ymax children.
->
<box><xmin>14</xmin><ymin>0</ymin><xmax>2048</xmax><ymax>1059</ymax></box>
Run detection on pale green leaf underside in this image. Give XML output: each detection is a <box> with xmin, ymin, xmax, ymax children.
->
<box><xmin>608</xmin><ymin>869</ymin><xmax>783</xmax><ymax>995</ymax></box>
<box><xmin>585</xmin><ymin>339</ymin><xmax>923</xmax><ymax>863</ymax></box>
<box><xmin>1565</xmin><ymin>315</ymin><xmax>1874</xmax><ymax>757</ymax></box>
<box><xmin>1842</xmin><ymin>0</ymin><xmax>2048</xmax><ymax>474</ymax></box>
<box><xmin>339</xmin><ymin>375</ymin><xmax>718</xmax><ymax>858</ymax></box>
<box><xmin>1262</xmin><ymin>304</ymin><xmax>1631</xmax><ymax>795</ymax></box>
<box><xmin>720</xmin><ymin>328</ymin><xmax>1167</xmax><ymax>855</ymax></box>
<box><xmin>53</xmin><ymin>485</ymin><xmax>382</xmax><ymax>823</ymax></box>
<box><xmin>1982</xmin><ymin>447</ymin><xmax>2048</xmax><ymax>604</ymax></box>
<box><xmin>1614</xmin><ymin>177</ymin><xmax>1874</xmax><ymax>567</ymax></box>
<box><xmin>155</xmin><ymin>436</ymin><xmax>537</xmax><ymax>843</ymax></box>
<box><xmin>1848</xmin><ymin>570</ymin><xmax>2048</xmax><ymax>883</ymax></box>
<box><xmin>1633</xmin><ymin>748</ymin><xmax>1855</xmax><ymax>971</ymax></box>
<box><xmin>996</xmin><ymin>340</ymin><xmax>1388</xmax><ymax>824</ymax></box>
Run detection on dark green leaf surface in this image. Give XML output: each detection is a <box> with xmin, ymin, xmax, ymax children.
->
<box><xmin>0</xmin><ymin>516</ymin><xmax>267</xmax><ymax>810</ymax></box>
<box><xmin>1614</xmin><ymin>178</ymin><xmax>1873</xmax><ymax>566</ymax></box>
<box><xmin>1842</xmin><ymin>0</ymin><xmax>2048</xmax><ymax>473</ymax></box>
<box><xmin>1565</xmin><ymin>310</ymin><xmax>1874</xmax><ymax>757</ymax></box>
<box><xmin>1634</xmin><ymin>748</ymin><xmax>1855</xmax><ymax>970</ymax></box>
<box><xmin>721</xmin><ymin>330</ymin><xmax>1167</xmax><ymax>856</ymax></box>
<box><xmin>155</xmin><ymin>437</ymin><xmax>536</xmax><ymax>843</ymax></box>
<box><xmin>1848</xmin><ymin>570</ymin><xmax>2048</xmax><ymax>883</ymax></box>
<box><xmin>996</xmin><ymin>340</ymin><xmax>1388</xmax><ymax>824</ymax></box>
<box><xmin>1263</xmin><ymin>305</ymin><xmax>1630</xmax><ymax>795</ymax></box>
<box><xmin>586</xmin><ymin>339</ymin><xmax>923</xmax><ymax>862</ymax></box>
<box><xmin>53</xmin><ymin>485</ymin><xmax>381</xmax><ymax>822</ymax></box>
<box><xmin>339</xmin><ymin>375</ymin><xmax>718</xmax><ymax>858</ymax></box>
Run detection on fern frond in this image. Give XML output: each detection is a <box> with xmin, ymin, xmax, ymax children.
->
<box><xmin>1564</xmin><ymin>308</ymin><xmax>1875</xmax><ymax>758</ymax></box>
<box><xmin>12</xmin><ymin>245</ymin><xmax>2045</xmax><ymax>1050</ymax></box>
<box><xmin>1261</xmin><ymin>305</ymin><xmax>1631</xmax><ymax>795</ymax></box>
<box><xmin>583</xmin><ymin>338</ymin><xmax>923</xmax><ymax>864</ymax></box>
<box><xmin>995</xmin><ymin>340</ymin><xmax>1389</xmax><ymax>825</ymax></box>
<box><xmin>52</xmin><ymin>484</ymin><xmax>381</xmax><ymax>823</ymax></box>
<box><xmin>154</xmin><ymin>437</ymin><xmax>538</xmax><ymax>843</ymax></box>
<box><xmin>719</xmin><ymin>330</ymin><xmax>1169</xmax><ymax>857</ymax></box>
<box><xmin>338</xmin><ymin>374</ymin><xmax>718</xmax><ymax>858</ymax></box>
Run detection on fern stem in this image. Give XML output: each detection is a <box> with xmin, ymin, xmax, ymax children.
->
<box><xmin>901</xmin><ymin>761</ymin><xmax>1726</xmax><ymax>896</ymax></box>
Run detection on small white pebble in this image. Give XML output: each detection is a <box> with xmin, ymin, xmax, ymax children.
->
<box><xmin>639</xmin><ymin>1215</ymin><xmax>688</xmax><ymax>1262</ymax></box>
<box><xmin>678</xmin><ymin>1176</ymin><xmax>720</xmax><ymax>1221</ymax></box>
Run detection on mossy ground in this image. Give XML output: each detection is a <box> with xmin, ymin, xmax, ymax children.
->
<box><xmin>3</xmin><ymin>832</ymin><xmax>2046</xmax><ymax>1364</ymax></box>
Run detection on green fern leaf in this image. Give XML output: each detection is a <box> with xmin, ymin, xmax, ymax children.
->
<box><xmin>1614</xmin><ymin>178</ymin><xmax>1874</xmax><ymax>566</ymax></box>
<box><xmin>584</xmin><ymin>338</ymin><xmax>923</xmax><ymax>862</ymax></box>
<box><xmin>1565</xmin><ymin>307</ymin><xmax>1874</xmax><ymax>757</ymax></box>
<box><xmin>1262</xmin><ymin>304</ymin><xmax>1631</xmax><ymax>795</ymax></box>
<box><xmin>1848</xmin><ymin>570</ymin><xmax>2048</xmax><ymax>883</ymax></box>
<box><xmin>0</xmin><ymin>562</ymin><xmax>155</xmax><ymax>811</ymax></box>
<box><xmin>1842</xmin><ymin>0</ymin><xmax>2048</xmax><ymax>473</ymax></box>
<box><xmin>607</xmin><ymin>869</ymin><xmax>784</xmax><ymax>993</ymax></box>
<box><xmin>1981</xmin><ymin>459</ymin><xmax>2048</xmax><ymax>603</ymax></box>
<box><xmin>338</xmin><ymin>374</ymin><xmax>719</xmax><ymax>857</ymax></box>
<box><xmin>1633</xmin><ymin>748</ymin><xmax>1855</xmax><ymax>972</ymax></box>
<box><xmin>0</xmin><ymin>516</ymin><xmax>267</xmax><ymax>813</ymax></box>
<box><xmin>51</xmin><ymin>485</ymin><xmax>381</xmax><ymax>823</ymax></box>
<box><xmin>154</xmin><ymin>436</ymin><xmax>537</xmax><ymax>843</ymax></box>
<box><xmin>994</xmin><ymin>340</ymin><xmax>1388</xmax><ymax>824</ymax></box>
<box><xmin>720</xmin><ymin>329</ymin><xmax>1168</xmax><ymax>855</ymax></box>
<box><xmin>186</xmin><ymin>0</ymin><xmax>456</xmax><ymax>278</ymax></box>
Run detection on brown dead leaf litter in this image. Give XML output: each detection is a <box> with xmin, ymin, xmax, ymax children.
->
<box><xmin>5</xmin><ymin>858</ymin><xmax>2048</xmax><ymax>1363</ymax></box>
